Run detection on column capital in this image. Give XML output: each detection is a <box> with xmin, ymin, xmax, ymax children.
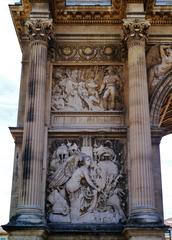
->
<box><xmin>26</xmin><ymin>18</ymin><xmax>53</xmax><ymax>42</ymax></box>
<box><xmin>123</xmin><ymin>18</ymin><xmax>150</xmax><ymax>44</ymax></box>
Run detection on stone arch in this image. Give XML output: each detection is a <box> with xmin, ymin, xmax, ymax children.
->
<box><xmin>150</xmin><ymin>69</ymin><xmax>172</xmax><ymax>131</ymax></box>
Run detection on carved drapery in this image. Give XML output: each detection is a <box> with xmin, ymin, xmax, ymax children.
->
<box><xmin>123</xmin><ymin>19</ymin><xmax>161</xmax><ymax>224</ymax></box>
<box><xmin>16</xmin><ymin>18</ymin><xmax>52</xmax><ymax>223</ymax></box>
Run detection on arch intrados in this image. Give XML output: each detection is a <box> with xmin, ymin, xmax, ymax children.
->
<box><xmin>150</xmin><ymin>70</ymin><xmax>172</xmax><ymax>129</ymax></box>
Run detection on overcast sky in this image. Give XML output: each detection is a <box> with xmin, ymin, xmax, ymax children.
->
<box><xmin>0</xmin><ymin>0</ymin><xmax>172</xmax><ymax>226</ymax></box>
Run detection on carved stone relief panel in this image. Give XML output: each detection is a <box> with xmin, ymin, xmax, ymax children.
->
<box><xmin>147</xmin><ymin>44</ymin><xmax>172</xmax><ymax>94</ymax></box>
<box><xmin>51</xmin><ymin>65</ymin><xmax>124</xmax><ymax>112</ymax></box>
<box><xmin>46</xmin><ymin>137</ymin><xmax>127</xmax><ymax>224</ymax></box>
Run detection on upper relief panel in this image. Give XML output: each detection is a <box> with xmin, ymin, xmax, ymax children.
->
<box><xmin>51</xmin><ymin>65</ymin><xmax>124</xmax><ymax>112</ymax></box>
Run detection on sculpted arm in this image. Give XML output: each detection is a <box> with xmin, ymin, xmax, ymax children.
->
<box><xmin>98</xmin><ymin>80</ymin><xmax>105</xmax><ymax>94</ymax></box>
<box><xmin>160</xmin><ymin>45</ymin><xmax>170</xmax><ymax>59</ymax></box>
<box><xmin>83</xmin><ymin>168</ymin><xmax>99</xmax><ymax>191</ymax></box>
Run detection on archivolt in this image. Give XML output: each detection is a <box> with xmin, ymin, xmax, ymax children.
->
<box><xmin>150</xmin><ymin>70</ymin><xmax>172</xmax><ymax>128</ymax></box>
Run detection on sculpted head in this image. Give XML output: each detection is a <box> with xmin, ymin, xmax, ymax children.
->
<box><xmin>78</xmin><ymin>154</ymin><xmax>92</xmax><ymax>167</ymax></box>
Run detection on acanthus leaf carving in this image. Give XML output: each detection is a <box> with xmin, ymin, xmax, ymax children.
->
<box><xmin>26</xmin><ymin>18</ymin><xmax>53</xmax><ymax>41</ymax></box>
<box><xmin>123</xmin><ymin>19</ymin><xmax>150</xmax><ymax>43</ymax></box>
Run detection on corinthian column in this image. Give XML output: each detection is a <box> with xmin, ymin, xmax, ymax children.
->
<box><xmin>123</xmin><ymin>19</ymin><xmax>161</xmax><ymax>224</ymax></box>
<box><xmin>16</xmin><ymin>18</ymin><xmax>52</xmax><ymax>224</ymax></box>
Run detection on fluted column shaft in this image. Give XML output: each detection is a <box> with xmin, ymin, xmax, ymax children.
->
<box><xmin>123</xmin><ymin>19</ymin><xmax>161</xmax><ymax>224</ymax></box>
<box><xmin>16</xmin><ymin>18</ymin><xmax>52</xmax><ymax>223</ymax></box>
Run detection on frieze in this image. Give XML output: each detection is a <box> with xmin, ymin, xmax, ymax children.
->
<box><xmin>46</xmin><ymin>137</ymin><xmax>127</xmax><ymax>224</ymax></box>
<box><xmin>9</xmin><ymin>0</ymin><xmax>172</xmax><ymax>46</ymax></box>
<box><xmin>48</xmin><ymin>42</ymin><xmax>126</xmax><ymax>62</ymax></box>
<box><xmin>51</xmin><ymin>65</ymin><xmax>124</xmax><ymax>112</ymax></box>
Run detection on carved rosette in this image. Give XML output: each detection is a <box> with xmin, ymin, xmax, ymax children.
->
<box><xmin>26</xmin><ymin>18</ymin><xmax>53</xmax><ymax>42</ymax></box>
<box><xmin>48</xmin><ymin>42</ymin><xmax>126</xmax><ymax>62</ymax></box>
<box><xmin>123</xmin><ymin>19</ymin><xmax>150</xmax><ymax>46</ymax></box>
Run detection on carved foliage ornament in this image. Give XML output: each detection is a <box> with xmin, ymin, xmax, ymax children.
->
<box><xmin>46</xmin><ymin>137</ymin><xmax>127</xmax><ymax>224</ymax></box>
<box><xmin>123</xmin><ymin>19</ymin><xmax>150</xmax><ymax>42</ymax></box>
<box><xmin>26</xmin><ymin>18</ymin><xmax>53</xmax><ymax>41</ymax></box>
<box><xmin>49</xmin><ymin>42</ymin><xmax>126</xmax><ymax>62</ymax></box>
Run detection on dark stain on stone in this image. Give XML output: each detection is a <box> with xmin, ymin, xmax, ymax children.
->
<box><xmin>22</xmin><ymin>140</ymin><xmax>33</xmax><ymax>180</ymax></box>
<box><xmin>27</xmin><ymin>105</ymin><xmax>34</xmax><ymax>122</ymax></box>
<box><xmin>28</xmin><ymin>79</ymin><xmax>36</xmax><ymax>98</ymax></box>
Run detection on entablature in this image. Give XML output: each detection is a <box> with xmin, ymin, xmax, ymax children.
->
<box><xmin>9</xmin><ymin>0</ymin><xmax>172</xmax><ymax>47</ymax></box>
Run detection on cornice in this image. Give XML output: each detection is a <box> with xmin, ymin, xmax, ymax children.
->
<box><xmin>9</xmin><ymin>0</ymin><xmax>31</xmax><ymax>47</ymax></box>
<box><xmin>146</xmin><ymin>0</ymin><xmax>172</xmax><ymax>25</ymax></box>
<box><xmin>50</xmin><ymin>0</ymin><xmax>125</xmax><ymax>24</ymax></box>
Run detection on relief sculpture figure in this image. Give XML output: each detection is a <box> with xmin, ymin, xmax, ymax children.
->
<box><xmin>149</xmin><ymin>45</ymin><xmax>172</xmax><ymax>92</ymax></box>
<box><xmin>47</xmin><ymin>139</ymin><xmax>126</xmax><ymax>224</ymax></box>
<box><xmin>98</xmin><ymin>66</ymin><xmax>120</xmax><ymax>110</ymax></box>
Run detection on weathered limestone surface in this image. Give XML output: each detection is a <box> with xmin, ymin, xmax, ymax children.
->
<box><xmin>123</xmin><ymin>228</ymin><xmax>165</xmax><ymax>240</ymax></box>
<box><xmin>4</xmin><ymin>1</ymin><xmax>170</xmax><ymax>240</ymax></box>
<box><xmin>123</xmin><ymin>16</ymin><xmax>161</xmax><ymax>224</ymax></box>
<box><xmin>8</xmin><ymin>230</ymin><xmax>47</xmax><ymax>240</ymax></box>
<box><xmin>16</xmin><ymin>18</ymin><xmax>52</xmax><ymax>223</ymax></box>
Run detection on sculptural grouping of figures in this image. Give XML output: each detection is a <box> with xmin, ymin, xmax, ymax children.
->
<box><xmin>51</xmin><ymin>66</ymin><xmax>123</xmax><ymax>111</ymax></box>
<box><xmin>148</xmin><ymin>45</ymin><xmax>172</xmax><ymax>93</ymax></box>
<box><xmin>46</xmin><ymin>139</ymin><xmax>127</xmax><ymax>224</ymax></box>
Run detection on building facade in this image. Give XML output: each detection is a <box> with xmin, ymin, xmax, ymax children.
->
<box><xmin>3</xmin><ymin>0</ymin><xmax>172</xmax><ymax>239</ymax></box>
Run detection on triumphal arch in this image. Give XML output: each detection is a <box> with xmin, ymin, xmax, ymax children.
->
<box><xmin>3</xmin><ymin>0</ymin><xmax>172</xmax><ymax>239</ymax></box>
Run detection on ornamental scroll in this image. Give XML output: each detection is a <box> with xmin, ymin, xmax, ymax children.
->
<box><xmin>46</xmin><ymin>138</ymin><xmax>127</xmax><ymax>224</ymax></box>
<box><xmin>51</xmin><ymin>66</ymin><xmax>124</xmax><ymax>112</ymax></box>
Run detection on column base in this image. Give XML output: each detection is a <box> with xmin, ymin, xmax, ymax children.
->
<box><xmin>15</xmin><ymin>213</ymin><xmax>45</xmax><ymax>224</ymax></box>
<box><xmin>3</xmin><ymin>213</ymin><xmax>46</xmax><ymax>228</ymax></box>
<box><xmin>129</xmin><ymin>209</ymin><xmax>162</xmax><ymax>224</ymax></box>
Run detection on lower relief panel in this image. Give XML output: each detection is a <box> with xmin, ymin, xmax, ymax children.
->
<box><xmin>46</xmin><ymin>137</ymin><xmax>127</xmax><ymax>226</ymax></box>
